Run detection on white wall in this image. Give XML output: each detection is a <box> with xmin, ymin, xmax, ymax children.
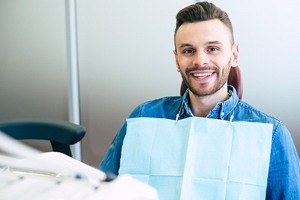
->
<box><xmin>0</xmin><ymin>0</ymin><xmax>68</xmax><ymax>151</ymax></box>
<box><xmin>1</xmin><ymin>0</ymin><xmax>299</xmax><ymax>167</ymax></box>
<box><xmin>0</xmin><ymin>0</ymin><xmax>68</xmax><ymax>119</ymax></box>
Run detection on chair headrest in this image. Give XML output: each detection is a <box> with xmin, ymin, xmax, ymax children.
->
<box><xmin>180</xmin><ymin>66</ymin><xmax>243</xmax><ymax>99</ymax></box>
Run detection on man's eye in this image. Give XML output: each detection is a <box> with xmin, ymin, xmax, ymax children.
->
<box><xmin>182</xmin><ymin>49</ymin><xmax>195</xmax><ymax>55</ymax></box>
<box><xmin>207</xmin><ymin>47</ymin><xmax>220</xmax><ymax>53</ymax></box>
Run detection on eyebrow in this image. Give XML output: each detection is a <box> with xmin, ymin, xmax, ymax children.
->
<box><xmin>205</xmin><ymin>40</ymin><xmax>223</xmax><ymax>45</ymax></box>
<box><xmin>178</xmin><ymin>40</ymin><xmax>223</xmax><ymax>49</ymax></box>
<box><xmin>178</xmin><ymin>43</ymin><xmax>193</xmax><ymax>50</ymax></box>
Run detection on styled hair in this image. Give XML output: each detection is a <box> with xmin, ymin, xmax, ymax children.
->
<box><xmin>175</xmin><ymin>1</ymin><xmax>234</xmax><ymax>44</ymax></box>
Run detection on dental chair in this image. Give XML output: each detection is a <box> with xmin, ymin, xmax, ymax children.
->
<box><xmin>0</xmin><ymin>119</ymin><xmax>86</xmax><ymax>157</ymax></box>
<box><xmin>180</xmin><ymin>66</ymin><xmax>243</xmax><ymax>99</ymax></box>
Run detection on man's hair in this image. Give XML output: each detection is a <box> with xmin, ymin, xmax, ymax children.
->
<box><xmin>175</xmin><ymin>1</ymin><xmax>234</xmax><ymax>44</ymax></box>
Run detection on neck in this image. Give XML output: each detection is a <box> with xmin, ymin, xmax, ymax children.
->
<box><xmin>189</xmin><ymin>85</ymin><xmax>229</xmax><ymax>117</ymax></box>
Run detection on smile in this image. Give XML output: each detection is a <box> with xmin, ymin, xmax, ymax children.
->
<box><xmin>191</xmin><ymin>72</ymin><xmax>215</xmax><ymax>78</ymax></box>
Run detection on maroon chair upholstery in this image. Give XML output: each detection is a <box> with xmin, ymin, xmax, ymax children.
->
<box><xmin>180</xmin><ymin>66</ymin><xmax>243</xmax><ymax>99</ymax></box>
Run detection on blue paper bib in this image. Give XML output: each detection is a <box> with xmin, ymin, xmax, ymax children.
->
<box><xmin>119</xmin><ymin>117</ymin><xmax>273</xmax><ymax>200</ymax></box>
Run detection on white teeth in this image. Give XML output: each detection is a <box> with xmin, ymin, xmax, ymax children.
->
<box><xmin>193</xmin><ymin>73</ymin><xmax>212</xmax><ymax>77</ymax></box>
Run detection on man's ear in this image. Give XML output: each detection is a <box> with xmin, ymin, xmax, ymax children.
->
<box><xmin>173</xmin><ymin>49</ymin><xmax>180</xmax><ymax>72</ymax></box>
<box><xmin>173</xmin><ymin>50</ymin><xmax>180</xmax><ymax>71</ymax></box>
<box><xmin>231</xmin><ymin>44</ymin><xmax>239</xmax><ymax>67</ymax></box>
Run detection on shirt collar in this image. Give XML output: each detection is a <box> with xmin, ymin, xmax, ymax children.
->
<box><xmin>180</xmin><ymin>85</ymin><xmax>239</xmax><ymax>120</ymax></box>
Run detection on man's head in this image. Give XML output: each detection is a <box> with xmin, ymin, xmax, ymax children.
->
<box><xmin>174</xmin><ymin>1</ymin><xmax>234</xmax><ymax>45</ymax></box>
<box><xmin>174</xmin><ymin>2</ymin><xmax>239</xmax><ymax>99</ymax></box>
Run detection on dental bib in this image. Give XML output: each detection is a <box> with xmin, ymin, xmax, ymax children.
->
<box><xmin>119</xmin><ymin>117</ymin><xmax>273</xmax><ymax>200</ymax></box>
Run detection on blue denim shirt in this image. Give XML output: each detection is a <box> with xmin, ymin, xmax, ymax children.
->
<box><xmin>100</xmin><ymin>86</ymin><xmax>300</xmax><ymax>199</ymax></box>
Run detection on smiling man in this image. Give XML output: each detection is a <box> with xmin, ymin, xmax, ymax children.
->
<box><xmin>174</xmin><ymin>18</ymin><xmax>238</xmax><ymax>117</ymax></box>
<box><xmin>100</xmin><ymin>2</ymin><xmax>300</xmax><ymax>199</ymax></box>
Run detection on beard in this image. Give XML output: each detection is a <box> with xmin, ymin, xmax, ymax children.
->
<box><xmin>180</xmin><ymin>62</ymin><xmax>231</xmax><ymax>97</ymax></box>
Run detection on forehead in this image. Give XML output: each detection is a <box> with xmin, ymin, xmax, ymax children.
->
<box><xmin>175</xmin><ymin>19</ymin><xmax>232</xmax><ymax>47</ymax></box>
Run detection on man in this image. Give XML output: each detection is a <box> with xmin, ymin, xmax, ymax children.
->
<box><xmin>100</xmin><ymin>2</ymin><xmax>300</xmax><ymax>199</ymax></box>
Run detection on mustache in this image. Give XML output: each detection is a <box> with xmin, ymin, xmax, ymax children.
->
<box><xmin>185</xmin><ymin>65</ymin><xmax>218</xmax><ymax>73</ymax></box>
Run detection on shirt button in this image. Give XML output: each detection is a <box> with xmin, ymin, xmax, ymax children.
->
<box><xmin>221</xmin><ymin>112</ymin><xmax>225</xmax><ymax>116</ymax></box>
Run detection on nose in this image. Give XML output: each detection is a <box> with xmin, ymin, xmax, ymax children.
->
<box><xmin>192</xmin><ymin>50</ymin><xmax>209</xmax><ymax>66</ymax></box>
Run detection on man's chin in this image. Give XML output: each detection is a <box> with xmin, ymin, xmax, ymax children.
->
<box><xmin>188</xmin><ymin>88</ymin><xmax>213</xmax><ymax>97</ymax></box>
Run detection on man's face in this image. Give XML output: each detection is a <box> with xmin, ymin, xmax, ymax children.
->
<box><xmin>174</xmin><ymin>19</ymin><xmax>239</xmax><ymax>97</ymax></box>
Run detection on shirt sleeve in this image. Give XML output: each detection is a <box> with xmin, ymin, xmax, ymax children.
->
<box><xmin>98</xmin><ymin>104</ymin><xmax>143</xmax><ymax>175</ymax></box>
<box><xmin>266</xmin><ymin>121</ymin><xmax>300</xmax><ymax>199</ymax></box>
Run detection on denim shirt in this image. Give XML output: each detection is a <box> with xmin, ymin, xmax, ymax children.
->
<box><xmin>100</xmin><ymin>86</ymin><xmax>300</xmax><ymax>200</ymax></box>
